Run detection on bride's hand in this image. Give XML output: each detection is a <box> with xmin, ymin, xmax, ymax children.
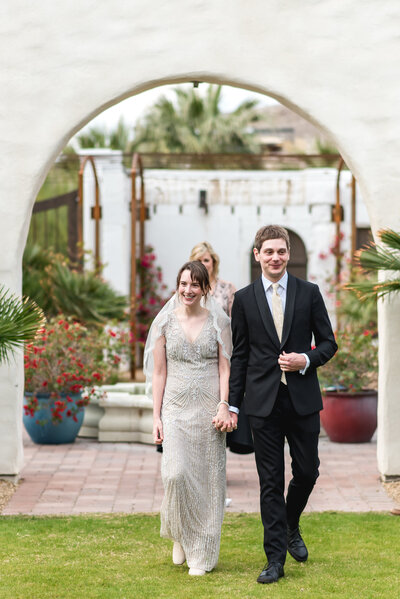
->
<box><xmin>213</xmin><ymin>405</ymin><xmax>234</xmax><ymax>432</ymax></box>
<box><xmin>153</xmin><ymin>417</ymin><xmax>164</xmax><ymax>444</ymax></box>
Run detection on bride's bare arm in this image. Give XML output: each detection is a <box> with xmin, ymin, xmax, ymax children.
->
<box><xmin>152</xmin><ymin>335</ymin><xmax>166</xmax><ymax>444</ymax></box>
<box><xmin>212</xmin><ymin>345</ymin><xmax>235</xmax><ymax>432</ymax></box>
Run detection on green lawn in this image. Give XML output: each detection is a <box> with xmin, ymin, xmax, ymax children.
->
<box><xmin>0</xmin><ymin>513</ymin><xmax>398</xmax><ymax>599</ymax></box>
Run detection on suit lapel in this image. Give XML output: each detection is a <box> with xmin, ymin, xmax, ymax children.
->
<box><xmin>281</xmin><ymin>273</ymin><xmax>296</xmax><ymax>347</ymax></box>
<box><xmin>253</xmin><ymin>277</ymin><xmax>281</xmax><ymax>349</ymax></box>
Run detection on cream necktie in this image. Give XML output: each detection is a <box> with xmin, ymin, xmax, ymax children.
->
<box><xmin>271</xmin><ymin>282</ymin><xmax>286</xmax><ymax>384</ymax></box>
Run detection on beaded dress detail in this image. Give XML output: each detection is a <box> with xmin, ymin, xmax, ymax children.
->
<box><xmin>160</xmin><ymin>311</ymin><xmax>227</xmax><ymax>572</ymax></box>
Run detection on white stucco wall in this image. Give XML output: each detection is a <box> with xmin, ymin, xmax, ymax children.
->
<box><xmin>1</xmin><ymin>0</ymin><xmax>399</xmax><ymax>475</ymax></box>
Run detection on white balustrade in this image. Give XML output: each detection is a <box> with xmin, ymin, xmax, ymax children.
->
<box><xmin>79</xmin><ymin>383</ymin><xmax>153</xmax><ymax>443</ymax></box>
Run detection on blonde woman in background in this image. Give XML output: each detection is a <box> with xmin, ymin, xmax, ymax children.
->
<box><xmin>189</xmin><ymin>241</ymin><xmax>236</xmax><ymax>316</ymax></box>
<box><xmin>190</xmin><ymin>242</ymin><xmax>254</xmax><ymax>460</ymax></box>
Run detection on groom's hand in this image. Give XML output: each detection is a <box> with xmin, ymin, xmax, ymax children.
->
<box><xmin>278</xmin><ymin>351</ymin><xmax>306</xmax><ymax>372</ymax></box>
<box><xmin>213</xmin><ymin>406</ymin><xmax>237</xmax><ymax>432</ymax></box>
<box><xmin>229</xmin><ymin>412</ymin><xmax>238</xmax><ymax>430</ymax></box>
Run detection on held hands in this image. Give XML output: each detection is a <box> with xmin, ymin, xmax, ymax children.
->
<box><xmin>153</xmin><ymin>417</ymin><xmax>164</xmax><ymax>445</ymax></box>
<box><xmin>278</xmin><ymin>351</ymin><xmax>306</xmax><ymax>372</ymax></box>
<box><xmin>212</xmin><ymin>404</ymin><xmax>237</xmax><ymax>433</ymax></box>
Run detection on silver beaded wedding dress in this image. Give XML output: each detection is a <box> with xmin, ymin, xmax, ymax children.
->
<box><xmin>159</xmin><ymin>309</ymin><xmax>229</xmax><ymax>572</ymax></box>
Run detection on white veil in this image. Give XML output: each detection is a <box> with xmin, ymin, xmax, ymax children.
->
<box><xmin>143</xmin><ymin>292</ymin><xmax>232</xmax><ymax>398</ymax></box>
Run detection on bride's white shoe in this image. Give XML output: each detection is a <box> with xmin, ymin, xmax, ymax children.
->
<box><xmin>188</xmin><ymin>568</ymin><xmax>206</xmax><ymax>576</ymax></box>
<box><xmin>172</xmin><ymin>542</ymin><xmax>186</xmax><ymax>565</ymax></box>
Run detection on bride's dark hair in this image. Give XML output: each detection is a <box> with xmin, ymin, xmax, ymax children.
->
<box><xmin>176</xmin><ymin>261</ymin><xmax>211</xmax><ymax>297</ymax></box>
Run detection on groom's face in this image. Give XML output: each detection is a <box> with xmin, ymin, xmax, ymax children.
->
<box><xmin>253</xmin><ymin>238</ymin><xmax>290</xmax><ymax>282</ymax></box>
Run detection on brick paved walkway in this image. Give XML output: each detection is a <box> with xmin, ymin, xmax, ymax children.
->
<box><xmin>3</xmin><ymin>434</ymin><xmax>394</xmax><ymax>516</ymax></box>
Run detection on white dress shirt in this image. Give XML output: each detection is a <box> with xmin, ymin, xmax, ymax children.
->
<box><xmin>262</xmin><ymin>271</ymin><xmax>310</xmax><ymax>374</ymax></box>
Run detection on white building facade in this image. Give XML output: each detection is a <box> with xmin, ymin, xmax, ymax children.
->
<box><xmin>82</xmin><ymin>151</ymin><xmax>368</xmax><ymax>316</ymax></box>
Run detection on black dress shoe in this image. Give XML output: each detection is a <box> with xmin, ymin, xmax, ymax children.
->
<box><xmin>257</xmin><ymin>562</ymin><xmax>284</xmax><ymax>584</ymax></box>
<box><xmin>287</xmin><ymin>526</ymin><xmax>308</xmax><ymax>562</ymax></box>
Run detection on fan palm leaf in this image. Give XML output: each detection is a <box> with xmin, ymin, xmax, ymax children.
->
<box><xmin>347</xmin><ymin>229</ymin><xmax>400</xmax><ymax>300</ymax></box>
<box><xmin>0</xmin><ymin>286</ymin><xmax>44</xmax><ymax>364</ymax></box>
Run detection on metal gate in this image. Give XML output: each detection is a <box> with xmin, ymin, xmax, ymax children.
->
<box><xmin>29</xmin><ymin>190</ymin><xmax>79</xmax><ymax>262</ymax></box>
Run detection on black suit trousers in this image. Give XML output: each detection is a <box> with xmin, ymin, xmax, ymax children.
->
<box><xmin>249</xmin><ymin>383</ymin><xmax>320</xmax><ymax>564</ymax></box>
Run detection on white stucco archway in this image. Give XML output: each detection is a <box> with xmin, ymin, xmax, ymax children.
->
<box><xmin>1</xmin><ymin>1</ymin><xmax>399</xmax><ymax>476</ymax></box>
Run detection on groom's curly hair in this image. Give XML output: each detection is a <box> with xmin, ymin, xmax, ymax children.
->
<box><xmin>176</xmin><ymin>261</ymin><xmax>211</xmax><ymax>297</ymax></box>
<box><xmin>254</xmin><ymin>225</ymin><xmax>290</xmax><ymax>252</ymax></box>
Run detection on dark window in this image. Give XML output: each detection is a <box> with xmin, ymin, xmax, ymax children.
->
<box><xmin>356</xmin><ymin>227</ymin><xmax>373</xmax><ymax>250</ymax></box>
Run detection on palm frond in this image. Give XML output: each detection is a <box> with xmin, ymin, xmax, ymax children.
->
<box><xmin>346</xmin><ymin>279</ymin><xmax>400</xmax><ymax>301</ymax></box>
<box><xmin>351</xmin><ymin>228</ymin><xmax>400</xmax><ymax>302</ymax></box>
<box><xmin>0</xmin><ymin>286</ymin><xmax>45</xmax><ymax>364</ymax></box>
<box><xmin>357</xmin><ymin>245</ymin><xmax>400</xmax><ymax>272</ymax></box>
<box><xmin>377</xmin><ymin>228</ymin><xmax>400</xmax><ymax>250</ymax></box>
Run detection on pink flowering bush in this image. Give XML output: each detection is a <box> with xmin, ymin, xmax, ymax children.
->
<box><xmin>135</xmin><ymin>246</ymin><xmax>169</xmax><ymax>347</ymax></box>
<box><xmin>319</xmin><ymin>233</ymin><xmax>377</xmax><ymax>330</ymax></box>
<box><xmin>24</xmin><ymin>316</ymin><xmax>127</xmax><ymax>424</ymax></box>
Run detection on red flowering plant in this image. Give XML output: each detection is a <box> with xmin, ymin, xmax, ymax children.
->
<box><xmin>317</xmin><ymin>233</ymin><xmax>378</xmax><ymax>393</ymax></box>
<box><xmin>318</xmin><ymin>326</ymin><xmax>378</xmax><ymax>394</ymax></box>
<box><xmin>24</xmin><ymin>316</ymin><xmax>127</xmax><ymax>424</ymax></box>
<box><xmin>135</xmin><ymin>246</ymin><xmax>169</xmax><ymax>347</ymax></box>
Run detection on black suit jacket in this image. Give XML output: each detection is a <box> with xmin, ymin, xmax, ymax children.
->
<box><xmin>229</xmin><ymin>274</ymin><xmax>337</xmax><ymax>418</ymax></box>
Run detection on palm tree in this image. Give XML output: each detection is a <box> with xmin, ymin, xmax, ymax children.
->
<box><xmin>346</xmin><ymin>229</ymin><xmax>400</xmax><ymax>300</ymax></box>
<box><xmin>130</xmin><ymin>84</ymin><xmax>261</xmax><ymax>154</ymax></box>
<box><xmin>76</xmin><ymin>117</ymin><xmax>132</xmax><ymax>151</ymax></box>
<box><xmin>0</xmin><ymin>286</ymin><xmax>44</xmax><ymax>364</ymax></box>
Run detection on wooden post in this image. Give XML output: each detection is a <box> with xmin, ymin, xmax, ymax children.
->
<box><xmin>351</xmin><ymin>174</ymin><xmax>357</xmax><ymax>273</ymax></box>
<box><xmin>130</xmin><ymin>157</ymin><xmax>138</xmax><ymax>380</ymax></box>
<box><xmin>334</xmin><ymin>157</ymin><xmax>345</xmax><ymax>286</ymax></box>
<box><xmin>130</xmin><ymin>153</ymin><xmax>146</xmax><ymax>380</ymax></box>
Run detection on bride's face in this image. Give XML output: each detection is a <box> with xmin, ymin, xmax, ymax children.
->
<box><xmin>178</xmin><ymin>269</ymin><xmax>203</xmax><ymax>307</ymax></box>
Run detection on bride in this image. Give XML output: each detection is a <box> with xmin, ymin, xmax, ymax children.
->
<box><xmin>144</xmin><ymin>261</ymin><xmax>235</xmax><ymax>576</ymax></box>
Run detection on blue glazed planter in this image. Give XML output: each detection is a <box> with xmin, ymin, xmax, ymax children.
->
<box><xmin>23</xmin><ymin>393</ymin><xmax>85</xmax><ymax>444</ymax></box>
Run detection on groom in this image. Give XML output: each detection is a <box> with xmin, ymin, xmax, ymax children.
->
<box><xmin>228</xmin><ymin>225</ymin><xmax>337</xmax><ymax>584</ymax></box>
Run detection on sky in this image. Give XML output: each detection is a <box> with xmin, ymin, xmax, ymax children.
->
<box><xmin>81</xmin><ymin>83</ymin><xmax>278</xmax><ymax>131</ymax></box>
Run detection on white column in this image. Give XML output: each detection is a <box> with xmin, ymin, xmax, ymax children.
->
<box><xmin>0</xmin><ymin>359</ymin><xmax>24</xmax><ymax>475</ymax></box>
<box><xmin>377</xmin><ymin>297</ymin><xmax>400</xmax><ymax>478</ymax></box>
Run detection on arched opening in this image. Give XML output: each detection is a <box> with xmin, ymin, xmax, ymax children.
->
<box><xmin>25</xmin><ymin>80</ymin><xmax>371</xmax><ymax>356</ymax></box>
<box><xmin>27</xmin><ymin>82</ymin><xmax>360</xmax><ymax>384</ymax></box>
<box><xmin>27</xmin><ymin>82</ymin><xmax>368</xmax><ymax>372</ymax></box>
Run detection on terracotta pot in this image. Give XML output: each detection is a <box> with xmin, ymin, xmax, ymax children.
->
<box><xmin>321</xmin><ymin>390</ymin><xmax>377</xmax><ymax>443</ymax></box>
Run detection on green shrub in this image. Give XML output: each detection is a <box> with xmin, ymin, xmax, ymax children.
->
<box><xmin>23</xmin><ymin>244</ymin><xmax>127</xmax><ymax>324</ymax></box>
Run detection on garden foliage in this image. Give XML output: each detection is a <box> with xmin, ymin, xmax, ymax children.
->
<box><xmin>24</xmin><ymin>316</ymin><xmax>128</xmax><ymax>424</ymax></box>
<box><xmin>23</xmin><ymin>244</ymin><xmax>127</xmax><ymax>324</ymax></box>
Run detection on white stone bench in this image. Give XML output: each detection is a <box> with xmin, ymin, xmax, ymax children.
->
<box><xmin>79</xmin><ymin>382</ymin><xmax>153</xmax><ymax>443</ymax></box>
<box><xmin>98</xmin><ymin>392</ymin><xmax>153</xmax><ymax>443</ymax></box>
